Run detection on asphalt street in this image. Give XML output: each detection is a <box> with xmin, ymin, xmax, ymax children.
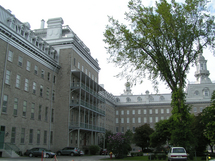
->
<box><xmin>0</xmin><ymin>154</ymin><xmax>111</xmax><ymax>161</ymax></box>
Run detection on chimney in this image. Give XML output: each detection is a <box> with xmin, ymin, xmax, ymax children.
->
<box><xmin>40</xmin><ymin>19</ymin><xmax>45</xmax><ymax>29</ymax></box>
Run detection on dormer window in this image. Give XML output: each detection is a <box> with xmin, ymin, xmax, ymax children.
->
<box><xmin>202</xmin><ymin>88</ymin><xmax>210</xmax><ymax>97</ymax></box>
<box><xmin>160</xmin><ymin>96</ymin><xmax>165</xmax><ymax>101</ymax></box>
<box><xmin>116</xmin><ymin>98</ymin><xmax>120</xmax><ymax>102</ymax></box>
<box><xmin>126</xmin><ymin>97</ymin><xmax>131</xmax><ymax>102</ymax></box>
<box><xmin>194</xmin><ymin>90</ymin><xmax>199</xmax><ymax>95</ymax></box>
<box><xmin>137</xmin><ymin>97</ymin><xmax>142</xmax><ymax>102</ymax></box>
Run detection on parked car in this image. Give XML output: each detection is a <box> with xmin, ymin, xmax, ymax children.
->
<box><xmin>56</xmin><ymin>147</ymin><xmax>80</xmax><ymax>156</ymax></box>
<box><xmin>168</xmin><ymin>147</ymin><xmax>187</xmax><ymax>161</ymax></box>
<box><xmin>100</xmin><ymin>149</ymin><xmax>108</xmax><ymax>155</ymax></box>
<box><xmin>80</xmin><ymin>150</ymin><xmax>84</xmax><ymax>156</ymax></box>
<box><xmin>25</xmin><ymin>147</ymin><xmax>55</xmax><ymax>158</ymax></box>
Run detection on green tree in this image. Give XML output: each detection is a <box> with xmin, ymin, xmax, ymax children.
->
<box><xmin>133</xmin><ymin>124</ymin><xmax>154</xmax><ymax>151</ymax></box>
<box><xmin>201</xmin><ymin>90</ymin><xmax>215</xmax><ymax>153</ymax></box>
<box><xmin>150</xmin><ymin>118</ymin><xmax>172</xmax><ymax>151</ymax></box>
<box><xmin>107</xmin><ymin>132</ymin><xmax>132</xmax><ymax>159</ymax></box>
<box><xmin>104</xmin><ymin>0</ymin><xmax>215</xmax><ymax>147</ymax></box>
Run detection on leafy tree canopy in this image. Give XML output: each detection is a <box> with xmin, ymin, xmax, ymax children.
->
<box><xmin>104</xmin><ymin>0</ymin><xmax>215</xmax><ymax>92</ymax></box>
<box><xmin>133</xmin><ymin>124</ymin><xmax>154</xmax><ymax>151</ymax></box>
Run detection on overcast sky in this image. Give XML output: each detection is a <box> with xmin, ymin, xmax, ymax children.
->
<box><xmin>1</xmin><ymin>0</ymin><xmax>215</xmax><ymax>96</ymax></box>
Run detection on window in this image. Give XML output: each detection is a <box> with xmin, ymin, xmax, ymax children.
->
<box><xmin>127</xmin><ymin>110</ymin><xmax>129</xmax><ymax>115</ymax></box>
<box><xmin>132</xmin><ymin>110</ymin><xmax>135</xmax><ymax>115</ymax></box>
<box><xmin>82</xmin><ymin>66</ymin><xmax>84</xmax><ymax>72</ymax></box>
<box><xmin>74</xmin><ymin>58</ymin><xmax>76</xmax><ymax>66</ymax></box>
<box><xmin>20</xmin><ymin>128</ymin><xmax>25</xmax><ymax>144</ymax></box>
<box><xmin>166</xmin><ymin>109</ymin><xmax>170</xmax><ymax>113</ymax></box>
<box><xmin>52</xmin><ymin>90</ymin><xmax>55</xmax><ymax>101</ymax></box>
<box><xmin>23</xmin><ymin>101</ymin><xmax>27</xmax><ymax>117</ymax></box>
<box><xmin>138</xmin><ymin>109</ymin><xmax>141</xmax><ymax>114</ymax></box>
<box><xmin>194</xmin><ymin>90</ymin><xmax>199</xmax><ymax>95</ymax></box>
<box><xmin>126</xmin><ymin>97</ymin><xmax>131</xmax><ymax>102</ymax></box>
<box><xmin>2</xmin><ymin>95</ymin><xmax>8</xmax><ymax>113</ymax></box>
<box><xmin>26</xmin><ymin>61</ymin><xmax>31</xmax><ymax>71</ymax></box>
<box><xmin>44</xmin><ymin>130</ymin><xmax>47</xmax><ymax>144</ymax></box>
<box><xmin>18</xmin><ymin>56</ymin><xmax>23</xmax><ymax>66</ymax></box>
<box><xmin>31</xmin><ymin>103</ymin><xmax>35</xmax><ymax>119</ymax></box>
<box><xmin>46</xmin><ymin>88</ymin><xmax>50</xmax><ymax>99</ymax></box>
<box><xmin>127</xmin><ymin>118</ymin><xmax>129</xmax><ymax>123</ymax></box>
<box><xmin>161</xmin><ymin>116</ymin><xmax>164</xmax><ymax>120</ymax></box>
<box><xmin>38</xmin><ymin>105</ymin><xmax>42</xmax><ymax>120</ymax></box>
<box><xmin>155</xmin><ymin>117</ymin><xmax>159</xmax><ymax>122</ymax></box>
<box><xmin>37</xmin><ymin>130</ymin><xmax>40</xmax><ymax>144</ymax></box>
<box><xmin>200</xmin><ymin>107</ymin><xmax>203</xmax><ymax>112</ymax></box>
<box><xmin>29</xmin><ymin>129</ymin><xmax>33</xmax><ymax>144</ymax></box>
<box><xmin>144</xmin><ymin>117</ymin><xmax>147</xmax><ymax>123</ymax></box>
<box><xmin>121</xmin><ymin>127</ymin><xmax>124</xmax><ymax>133</ymax></box>
<box><xmin>40</xmin><ymin>85</ymin><xmax>43</xmax><ymax>97</ymax></box>
<box><xmin>15</xmin><ymin>75</ymin><xmax>21</xmax><ymax>88</ymax></box>
<box><xmin>150</xmin><ymin>117</ymin><xmax>153</xmax><ymax>123</ymax></box>
<box><xmin>45</xmin><ymin>107</ymin><xmax>48</xmax><ymax>122</ymax></box>
<box><xmin>121</xmin><ymin>118</ymin><xmax>124</xmax><ymax>123</ymax></box>
<box><xmin>116</xmin><ymin>110</ymin><xmax>119</xmax><ymax>115</ymax></box>
<box><xmin>24</xmin><ymin>79</ymin><xmax>29</xmax><ymax>91</ymax></box>
<box><xmin>51</xmin><ymin>109</ymin><xmax>54</xmax><ymax>122</ymax></box>
<box><xmin>41</xmin><ymin>70</ymin><xmax>44</xmax><ymax>78</ymax></box>
<box><xmin>50</xmin><ymin>131</ymin><xmax>53</xmax><ymax>144</ymax></box>
<box><xmin>138</xmin><ymin>117</ymin><xmax>141</xmax><ymax>123</ymax></box>
<box><xmin>89</xmin><ymin>72</ymin><xmax>91</xmax><ymax>78</ymax></box>
<box><xmin>116</xmin><ymin>118</ymin><xmax>119</xmax><ymax>123</ymax></box>
<box><xmin>160</xmin><ymin>96</ymin><xmax>165</xmax><ymax>101</ymax></box>
<box><xmin>155</xmin><ymin>109</ymin><xmax>158</xmax><ymax>114</ymax></box>
<box><xmin>194</xmin><ymin>107</ymin><xmax>197</xmax><ymax>113</ymax></box>
<box><xmin>137</xmin><ymin>97</ymin><xmax>142</xmax><ymax>102</ymax></box>
<box><xmin>47</xmin><ymin>72</ymin><xmax>50</xmax><ymax>81</ymax></box>
<box><xmin>78</xmin><ymin>62</ymin><xmax>80</xmax><ymax>69</ymax></box>
<box><xmin>149</xmin><ymin>109</ymin><xmax>152</xmax><ymax>114</ymax></box>
<box><xmin>33</xmin><ymin>82</ymin><xmax>36</xmax><ymax>94</ymax></box>
<box><xmin>85</xmin><ymin>69</ymin><xmax>87</xmax><ymax>75</ymax></box>
<box><xmin>34</xmin><ymin>65</ymin><xmax>38</xmax><ymax>75</ymax></box>
<box><xmin>8</xmin><ymin>50</ymin><xmax>13</xmax><ymax>62</ymax></box>
<box><xmin>11</xmin><ymin>127</ymin><xmax>16</xmax><ymax>143</ymax></box>
<box><xmin>161</xmin><ymin>109</ymin><xmax>164</xmax><ymax>114</ymax></box>
<box><xmin>5</xmin><ymin>70</ymin><xmax>11</xmax><ymax>84</ymax></box>
<box><xmin>121</xmin><ymin>110</ymin><xmax>124</xmax><ymax>115</ymax></box>
<box><xmin>13</xmin><ymin>98</ymin><xmax>18</xmax><ymax>116</ymax></box>
<box><xmin>116</xmin><ymin>127</ymin><xmax>119</xmax><ymax>133</ymax></box>
<box><xmin>132</xmin><ymin>118</ymin><xmax>135</xmax><ymax>123</ymax></box>
<box><xmin>144</xmin><ymin>109</ymin><xmax>147</xmax><ymax>114</ymax></box>
<box><xmin>132</xmin><ymin>127</ymin><xmax>135</xmax><ymax>133</ymax></box>
<box><xmin>53</xmin><ymin>75</ymin><xmax>56</xmax><ymax>83</ymax></box>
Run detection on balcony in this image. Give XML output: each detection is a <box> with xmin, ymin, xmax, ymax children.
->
<box><xmin>69</xmin><ymin>122</ymin><xmax>105</xmax><ymax>133</ymax></box>
<box><xmin>70</xmin><ymin>100</ymin><xmax>105</xmax><ymax>116</ymax></box>
<box><xmin>71</xmin><ymin>82</ymin><xmax>105</xmax><ymax>102</ymax></box>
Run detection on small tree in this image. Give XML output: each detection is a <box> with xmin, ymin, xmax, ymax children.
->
<box><xmin>200</xmin><ymin>90</ymin><xmax>215</xmax><ymax>153</ymax></box>
<box><xmin>89</xmin><ymin>145</ymin><xmax>100</xmax><ymax>155</ymax></box>
<box><xmin>107</xmin><ymin>132</ymin><xmax>132</xmax><ymax>159</ymax></box>
<box><xmin>133</xmin><ymin>124</ymin><xmax>154</xmax><ymax>152</ymax></box>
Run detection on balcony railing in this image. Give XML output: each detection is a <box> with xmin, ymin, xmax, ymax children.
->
<box><xmin>70</xmin><ymin>100</ymin><xmax>105</xmax><ymax>115</ymax></box>
<box><xmin>70</xmin><ymin>122</ymin><xmax>105</xmax><ymax>133</ymax></box>
<box><xmin>71</xmin><ymin>82</ymin><xmax>105</xmax><ymax>102</ymax></box>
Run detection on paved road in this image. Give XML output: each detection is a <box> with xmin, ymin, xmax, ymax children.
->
<box><xmin>0</xmin><ymin>155</ymin><xmax>111</xmax><ymax>161</ymax></box>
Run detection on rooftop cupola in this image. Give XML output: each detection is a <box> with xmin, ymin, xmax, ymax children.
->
<box><xmin>194</xmin><ymin>53</ymin><xmax>212</xmax><ymax>84</ymax></box>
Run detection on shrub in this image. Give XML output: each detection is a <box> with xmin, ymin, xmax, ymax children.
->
<box><xmin>89</xmin><ymin>145</ymin><xmax>100</xmax><ymax>155</ymax></box>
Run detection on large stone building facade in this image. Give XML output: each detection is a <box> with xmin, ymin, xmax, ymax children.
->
<box><xmin>0</xmin><ymin>5</ymin><xmax>214</xmax><ymax>157</ymax></box>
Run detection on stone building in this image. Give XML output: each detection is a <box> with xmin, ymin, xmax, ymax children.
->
<box><xmin>0</xmin><ymin>4</ymin><xmax>214</xmax><ymax>157</ymax></box>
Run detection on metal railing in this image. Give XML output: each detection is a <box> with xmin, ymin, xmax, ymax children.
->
<box><xmin>70</xmin><ymin>122</ymin><xmax>105</xmax><ymax>133</ymax></box>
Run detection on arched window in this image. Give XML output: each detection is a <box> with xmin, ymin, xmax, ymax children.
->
<box><xmin>194</xmin><ymin>90</ymin><xmax>199</xmax><ymax>95</ymax></box>
<box><xmin>160</xmin><ymin>96</ymin><xmax>165</xmax><ymax>101</ymax></box>
<box><xmin>202</xmin><ymin>88</ymin><xmax>210</xmax><ymax>97</ymax></box>
<box><xmin>137</xmin><ymin>97</ymin><xmax>142</xmax><ymax>102</ymax></box>
<box><xmin>116</xmin><ymin>98</ymin><xmax>120</xmax><ymax>102</ymax></box>
<box><xmin>126</xmin><ymin>97</ymin><xmax>131</xmax><ymax>102</ymax></box>
<box><xmin>149</xmin><ymin>96</ymin><xmax>154</xmax><ymax>101</ymax></box>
